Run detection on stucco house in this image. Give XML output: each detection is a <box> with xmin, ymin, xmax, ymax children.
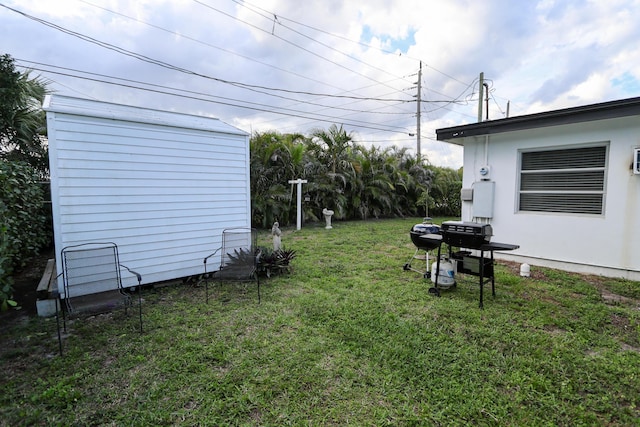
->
<box><xmin>44</xmin><ymin>95</ymin><xmax>251</xmax><ymax>297</ymax></box>
<box><xmin>436</xmin><ymin>97</ymin><xmax>640</xmax><ymax>281</ymax></box>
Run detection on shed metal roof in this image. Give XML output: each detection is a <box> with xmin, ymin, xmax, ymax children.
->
<box><xmin>43</xmin><ymin>94</ymin><xmax>248</xmax><ymax>136</ymax></box>
<box><xmin>436</xmin><ymin>96</ymin><xmax>640</xmax><ymax>145</ymax></box>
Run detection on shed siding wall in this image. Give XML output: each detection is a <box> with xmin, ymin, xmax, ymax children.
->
<box><xmin>47</xmin><ymin>99</ymin><xmax>249</xmax><ymax>296</ymax></box>
<box><xmin>460</xmin><ymin>116</ymin><xmax>640</xmax><ymax>279</ymax></box>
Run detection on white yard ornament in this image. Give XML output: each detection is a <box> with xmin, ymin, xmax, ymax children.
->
<box><xmin>272</xmin><ymin>221</ymin><xmax>282</xmax><ymax>251</ymax></box>
<box><xmin>322</xmin><ymin>208</ymin><xmax>334</xmax><ymax>229</ymax></box>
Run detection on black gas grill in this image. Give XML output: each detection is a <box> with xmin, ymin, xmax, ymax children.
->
<box><xmin>432</xmin><ymin>221</ymin><xmax>519</xmax><ymax>308</ymax></box>
<box><xmin>441</xmin><ymin>221</ymin><xmax>492</xmax><ymax>248</ymax></box>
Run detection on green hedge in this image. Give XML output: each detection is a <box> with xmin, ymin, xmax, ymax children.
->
<box><xmin>0</xmin><ymin>160</ymin><xmax>50</xmax><ymax>271</ymax></box>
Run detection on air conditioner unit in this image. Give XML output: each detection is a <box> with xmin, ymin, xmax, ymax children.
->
<box><xmin>634</xmin><ymin>148</ymin><xmax>640</xmax><ymax>175</ymax></box>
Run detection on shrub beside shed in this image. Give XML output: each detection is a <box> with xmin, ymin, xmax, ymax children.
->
<box><xmin>44</xmin><ymin>95</ymin><xmax>251</xmax><ymax>297</ymax></box>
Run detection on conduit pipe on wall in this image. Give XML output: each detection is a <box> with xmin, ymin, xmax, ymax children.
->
<box><xmin>484</xmin><ymin>135</ymin><xmax>489</xmax><ymax>167</ymax></box>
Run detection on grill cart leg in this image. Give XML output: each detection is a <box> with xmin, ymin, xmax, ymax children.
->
<box><xmin>479</xmin><ymin>250</ymin><xmax>484</xmax><ymax>309</ymax></box>
<box><xmin>429</xmin><ymin>244</ymin><xmax>442</xmax><ymax>297</ymax></box>
<box><xmin>403</xmin><ymin>248</ymin><xmax>433</xmax><ymax>279</ymax></box>
<box><xmin>491</xmin><ymin>250</ymin><xmax>496</xmax><ymax>297</ymax></box>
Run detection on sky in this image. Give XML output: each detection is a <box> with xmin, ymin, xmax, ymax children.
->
<box><xmin>2</xmin><ymin>0</ymin><xmax>640</xmax><ymax>168</ymax></box>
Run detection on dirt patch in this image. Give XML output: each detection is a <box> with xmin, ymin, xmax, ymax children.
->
<box><xmin>610</xmin><ymin>312</ymin><xmax>631</xmax><ymax>328</ymax></box>
<box><xmin>501</xmin><ymin>261</ymin><xmax>640</xmax><ymax>305</ymax></box>
<box><xmin>600</xmin><ymin>288</ymin><xmax>637</xmax><ymax>305</ymax></box>
<box><xmin>609</xmin><ymin>312</ymin><xmax>640</xmax><ymax>348</ymax></box>
<box><xmin>580</xmin><ymin>274</ymin><xmax>640</xmax><ymax>307</ymax></box>
<box><xmin>620</xmin><ymin>343</ymin><xmax>640</xmax><ymax>353</ymax></box>
<box><xmin>0</xmin><ymin>246</ymin><xmax>54</xmax><ymax>324</ymax></box>
<box><xmin>542</xmin><ymin>326</ymin><xmax>567</xmax><ymax>336</ymax></box>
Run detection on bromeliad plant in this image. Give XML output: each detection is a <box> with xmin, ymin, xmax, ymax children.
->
<box><xmin>256</xmin><ymin>247</ymin><xmax>296</xmax><ymax>278</ymax></box>
<box><xmin>217</xmin><ymin>247</ymin><xmax>296</xmax><ymax>279</ymax></box>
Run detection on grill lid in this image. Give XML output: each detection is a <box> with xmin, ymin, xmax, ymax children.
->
<box><xmin>410</xmin><ymin>220</ymin><xmax>441</xmax><ymax>251</ymax></box>
<box><xmin>441</xmin><ymin>221</ymin><xmax>492</xmax><ymax>248</ymax></box>
<box><xmin>412</xmin><ymin>223</ymin><xmax>440</xmax><ymax>235</ymax></box>
<box><xmin>441</xmin><ymin>221</ymin><xmax>492</xmax><ymax>236</ymax></box>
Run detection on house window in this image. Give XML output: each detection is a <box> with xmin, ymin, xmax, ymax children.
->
<box><xmin>518</xmin><ymin>145</ymin><xmax>607</xmax><ymax>215</ymax></box>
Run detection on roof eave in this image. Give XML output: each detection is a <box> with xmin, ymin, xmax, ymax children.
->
<box><xmin>436</xmin><ymin>96</ymin><xmax>640</xmax><ymax>144</ymax></box>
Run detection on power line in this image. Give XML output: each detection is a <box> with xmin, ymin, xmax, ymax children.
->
<box><xmin>234</xmin><ymin>0</ymin><xmax>470</xmax><ymax>88</ymax></box>
<box><xmin>3</xmin><ymin>1</ymin><xmax>471</xmax><ymax>118</ymax></box>
<box><xmin>19</xmin><ymin>59</ymin><xmax>414</xmax><ymax>117</ymax></box>
<box><xmin>245</xmin><ymin>83</ymin><xmax>418</xmax><ymax>133</ymax></box>
<box><xmin>228</xmin><ymin>0</ymin><xmax>414</xmax><ymax>91</ymax></box>
<box><xmin>4</xmin><ymin>2</ymin><xmax>478</xmax><ymax>146</ymax></box>
<box><xmin>0</xmin><ymin>3</ymin><xmax>413</xmax><ymax>103</ymax></box>
<box><xmin>16</xmin><ymin>60</ymin><xmax>414</xmax><ymax>134</ymax></box>
<box><xmin>192</xmin><ymin>0</ymin><xmax>414</xmax><ymax>95</ymax></box>
<box><xmin>77</xmin><ymin>0</ymin><xmax>353</xmax><ymax>96</ymax></box>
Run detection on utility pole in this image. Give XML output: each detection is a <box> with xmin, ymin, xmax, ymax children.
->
<box><xmin>477</xmin><ymin>71</ymin><xmax>484</xmax><ymax>122</ymax></box>
<box><xmin>416</xmin><ymin>61</ymin><xmax>422</xmax><ymax>161</ymax></box>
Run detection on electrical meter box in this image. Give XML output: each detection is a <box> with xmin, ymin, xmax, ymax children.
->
<box><xmin>472</xmin><ymin>181</ymin><xmax>495</xmax><ymax>218</ymax></box>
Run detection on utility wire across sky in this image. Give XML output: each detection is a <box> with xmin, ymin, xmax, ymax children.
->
<box><xmin>2</xmin><ymin>0</ymin><xmax>479</xmax><ymax>160</ymax></box>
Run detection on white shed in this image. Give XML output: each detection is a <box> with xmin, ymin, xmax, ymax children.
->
<box><xmin>436</xmin><ymin>97</ymin><xmax>640</xmax><ymax>281</ymax></box>
<box><xmin>44</xmin><ymin>95</ymin><xmax>250</xmax><ymax>296</ymax></box>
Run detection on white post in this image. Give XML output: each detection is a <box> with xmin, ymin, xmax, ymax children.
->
<box><xmin>288</xmin><ymin>179</ymin><xmax>308</xmax><ymax>230</ymax></box>
<box><xmin>477</xmin><ymin>71</ymin><xmax>484</xmax><ymax>123</ymax></box>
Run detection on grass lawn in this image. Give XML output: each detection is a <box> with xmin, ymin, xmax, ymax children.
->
<box><xmin>1</xmin><ymin>218</ymin><xmax>639</xmax><ymax>426</ymax></box>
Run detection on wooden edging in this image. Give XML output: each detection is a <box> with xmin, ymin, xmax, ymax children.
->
<box><xmin>36</xmin><ymin>259</ymin><xmax>56</xmax><ymax>299</ymax></box>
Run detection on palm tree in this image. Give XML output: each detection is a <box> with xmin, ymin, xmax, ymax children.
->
<box><xmin>248</xmin><ymin>123</ymin><xmax>455</xmax><ymax>226</ymax></box>
<box><xmin>250</xmin><ymin>131</ymin><xmax>287</xmax><ymax>228</ymax></box>
<box><xmin>392</xmin><ymin>147</ymin><xmax>432</xmax><ymax>217</ymax></box>
<box><xmin>426</xmin><ymin>165</ymin><xmax>462</xmax><ymax>216</ymax></box>
<box><xmin>0</xmin><ymin>54</ymin><xmax>50</xmax><ymax>178</ymax></box>
<box><xmin>351</xmin><ymin>145</ymin><xmax>395</xmax><ymax>219</ymax></box>
<box><xmin>306</xmin><ymin>124</ymin><xmax>357</xmax><ymax>219</ymax></box>
<box><xmin>249</xmin><ymin>131</ymin><xmax>308</xmax><ymax>227</ymax></box>
<box><xmin>309</xmin><ymin>124</ymin><xmax>354</xmax><ymax>175</ymax></box>
<box><xmin>301</xmin><ymin>149</ymin><xmax>348</xmax><ymax>221</ymax></box>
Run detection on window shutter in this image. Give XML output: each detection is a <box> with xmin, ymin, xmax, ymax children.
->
<box><xmin>519</xmin><ymin>146</ymin><xmax>607</xmax><ymax>215</ymax></box>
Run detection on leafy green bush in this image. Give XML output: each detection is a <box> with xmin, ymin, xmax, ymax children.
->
<box><xmin>423</xmin><ymin>165</ymin><xmax>462</xmax><ymax>217</ymax></box>
<box><xmin>0</xmin><ymin>160</ymin><xmax>50</xmax><ymax>270</ymax></box>
<box><xmin>0</xmin><ymin>223</ymin><xmax>17</xmax><ymax>311</ymax></box>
